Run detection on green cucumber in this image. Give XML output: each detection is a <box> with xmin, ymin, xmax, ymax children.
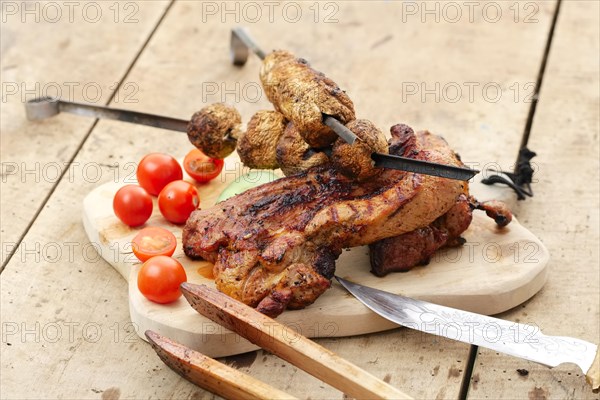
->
<box><xmin>216</xmin><ymin>170</ymin><xmax>281</xmax><ymax>202</ymax></box>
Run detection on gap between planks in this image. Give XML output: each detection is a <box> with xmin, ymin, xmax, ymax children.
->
<box><xmin>516</xmin><ymin>0</ymin><xmax>564</xmax><ymax>157</ymax></box>
<box><xmin>1</xmin><ymin>2</ymin><xmax>565</xmax><ymax>396</ymax></box>
<box><xmin>0</xmin><ymin>0</ymin><xmax>176</xmax><ymax>274</ymax></box>
<box><xmin>460</xmin><ymin>1</ymin><xmax>563</xmax><ymax>398</ymax></box>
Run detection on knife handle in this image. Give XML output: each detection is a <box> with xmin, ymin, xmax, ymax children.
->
<box><xmin>146</xmin><ymin>330</ymin><xmax>298</xmax><ymax>400</ymax></box>
<box><xmin>181</xmin><ymin>283</ymin><xmax>413</xmax><ymax>400</ymax></box>
<box><xmin>587</xmin><ymin>347</ymin><xmax>600</xmax><ymax>392</ymax></box>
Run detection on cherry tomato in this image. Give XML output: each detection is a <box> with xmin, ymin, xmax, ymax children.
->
<box><xmin>158</xmin><ymin>180</ymin><xmax>199</xmax><ymax>224</ymax></box>
<box><xmin>113</xmin><ymin>185</ymin><xmax>153</xmax><ymax>227</ymax></box>
<box><xmin>183</xmin><ymin>149</ymin><xmax>224</xmax><ymax>184</ymax></box>
<box><xmin>137</xmin><ymin>153</ymin><xmax>183</xmax><ymax>196</ymax></box>
<box><xmin>137</xmin><ymin>256</ymin><xmax>187</xmax><ymax>304</ymax></box>
<box><xmin>131</xmin><ymin>227</ymin><xmax>177</xmax><ymax>262</ymax></box>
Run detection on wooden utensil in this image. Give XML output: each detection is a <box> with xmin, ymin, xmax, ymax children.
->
<box><xmin>180</xmin><ymin>282</ymin><xmax>413</xmax><ymax>400</ymax></box>
<box><xmin>145</xmin><ymin>330</ymin><xmax>297</xmax><ymax>400</ymax></box>
<box><xmin>83</xmin><ymin>178</ymin><xmax>549</xmax><ymax>358</ymax></box>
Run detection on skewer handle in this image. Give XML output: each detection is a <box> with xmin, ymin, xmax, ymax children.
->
<box><xmin>25</xmin><ymin>96</ymin><xmax>188</xmax><ymax>132</ymax></box>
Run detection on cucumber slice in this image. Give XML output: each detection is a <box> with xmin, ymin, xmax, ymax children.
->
<box><xmin>216</xmin><ymin>170</ymin><xmax>281</xmax><ymax>202</ymax></box>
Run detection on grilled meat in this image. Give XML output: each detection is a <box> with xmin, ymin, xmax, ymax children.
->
<box><xmin>259</xmin><ymin>50</ymin><xmax>355</xmax><ymax>148</ymax></box>
<box><xmin>183</xmin><ymin>124</ymin><xmax>467</xmax><ymax>316</ymax></box>
<box><xmin>331</xmin><ymin>119</ymin><xmax>389</xmax><ymax>181</ymax></box>
<box><xmin>370</xmin><ymin>226</ymin><xmax>449</xmax><ymax>276</ymax></box>
<box><xmin>238</xmin><ymin>110</ymin><xmax>287</xmax><ymax>169</ymax></box>
<box><xmin>474</xmin><ymin>199</ymin><xmax>513</xmax><ymax>227</ymax></box>
<box><xmin>188</xmin><ymin>103</ymin><xmax>241</xmax><ymax>159</ymax></box>
<box><xmin>275</xmin><ymin>122</ymin><xmax>330</xmax><ymax>176</ymax></box>
<box><xmin>369</xmin><ymin>194</ymin><xmax>473</xmax><ymax>276</ymax></box>
<box><xmin>369</xmin><ymin>195</ymin><xmax>513</xmax><ymax>276</ymax></box>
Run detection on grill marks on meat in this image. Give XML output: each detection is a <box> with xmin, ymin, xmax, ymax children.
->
<box><xmin>183</xmin><ymin>127</ymin><xmax>468</xmax><ymax>317</ymax></box>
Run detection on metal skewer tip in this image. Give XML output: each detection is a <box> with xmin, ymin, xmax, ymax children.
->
<box><xmin>231</xmin><ymin>27</ymin><xmax>266</xmax><ymax>65</ymax></box>
<box><xmin>229</xmin><ymin>27</ymin><xmax>479</xmax><ymax>181</ymax></box>
<box><xmin>25</xmin><ymin>97</ymin><xmax>60</xmax><ymax>121</ymax></box>
<box><xmin>230</xmin><ymin>28</ymin><xmax>359</xmax><ymax>145</ymax></box>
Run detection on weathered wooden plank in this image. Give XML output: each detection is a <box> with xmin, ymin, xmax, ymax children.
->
<box><xmin>467</xmin><ymin>1</ymin><xmax>600</xmax><ymax>399</ymax></box>
<box><xmin>1</xmin><ymin>1</ymin><xmax>556</xmax><ymax>399</ymax></box>
<box><xmin>0</xmin><ymin>1</ymin><xmax>171</xmax><ymax>266</ymax></box>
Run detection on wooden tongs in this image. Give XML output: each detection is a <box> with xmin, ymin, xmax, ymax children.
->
<box><xmin>146</xmin><ymin>283</ymin><xmax>412</xmax><ymax>399</ymax></box>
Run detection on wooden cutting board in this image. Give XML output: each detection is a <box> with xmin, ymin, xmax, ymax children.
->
<box><xmin>82</xmin><ymin>162</ymin><xmax>549</xmax><ymax>358</ymax></box>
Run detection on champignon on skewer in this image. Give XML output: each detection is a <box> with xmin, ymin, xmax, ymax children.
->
<box><xmin>331</xmin><ymin>119</ymin><xmax>389</xmax><ymax>182</ymax></box>
<box><xmin>275</xmin><ymin>122</ymin><xmax>330</xmax><ymax>176</ymax></box>
<box><xmin>187</xmin><ymin>103</ymin><xmax>242</xmax><ymax>159</ymax></box>
<box><xmin>259</xmin><ymin>50</ymin><xmax>356</xmax><ymax>148</ymax></box>
<box><xmin>238</xmin><ymin>110</ymin><xmax>391</xmax><ymax>181</ymax></box>
<box><xmin>237</xmin><ymin>110</ymin><xmax>287</xmax><ymax>169</ymax></box>
<box><xmin>256</xmin><ymin>50</ymin><xmax>397</xmax><ymax>181</ymax></box>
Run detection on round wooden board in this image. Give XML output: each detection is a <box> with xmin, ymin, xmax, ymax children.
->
<box><xmin>82</xmin><ymin>160</ymin><xmax>549</xmax><ymax>358</ymax></box>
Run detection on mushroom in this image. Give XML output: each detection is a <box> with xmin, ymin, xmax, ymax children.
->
<box><xmin>187</xmin><ymin>103</ymin><xmax>241</xmax><ymax>159</ymax></box>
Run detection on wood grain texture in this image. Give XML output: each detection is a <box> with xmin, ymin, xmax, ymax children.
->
<box><xmin>146</xmin><ymin>330</ymin><xmax>297</xmax><ymax>400</ymax></box>
<box><xmin>587</xmin><ymin>347</ymin><xmax>600</xmax><ymax>391</ymax></box>
<box><xmin>467</xmin><ymin>1</ymin><xmax>600</xmax><ymax>399</ymax></box>
<box><xmin>82</xmin><ymin>175</ymin><xmax>549</xmax><ymax>358</ymax></box>
<box><xmin>0</xmin><ymin>1</ymin><xmax>559</xmax><ymax>399</ymax></box>
<box><xmin>0</xmin><ymin>1</ymin><xmax>171</xmax><ymax>266</ymax></box>
<box><xmin>181</xmin><ymin>283</ymin><xmax>412</xmax><ymax>399</ymax></box>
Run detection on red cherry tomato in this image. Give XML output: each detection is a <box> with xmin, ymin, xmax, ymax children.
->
<box><xmin>183</xmin><ymin>149</ymin><xmax>224</xmax><ymax>184</ymax></box>
<box><xmin>113</xmin><ymin>185</ymin><xmax>153</xmax><ymax>227</ymax></box>
<box><xmin>137</xmin><ymin>256</ymin><xmax>187</xmax><ymax>304</ymax></box>
<box><xmin>137</xmin><ymin>153</ymin><xmax>183</xmax><ymax>196</ymax></box>
<box><xmin>158</xmin><ymin>180</ymin><xmax>199</xmax><ymax>224</ymax></box>
<box><xmin>131</xmin><ymin>227</ymin><xmax>177</xmax><ymax>262</ymax></box>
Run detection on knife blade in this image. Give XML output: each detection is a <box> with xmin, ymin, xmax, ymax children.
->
<box><xmin>335</xmin><ymin>276</ymin><xmax>600</xmax><ymax>390</ymax></box>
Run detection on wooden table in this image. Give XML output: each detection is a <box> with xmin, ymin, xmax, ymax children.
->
<box><xmin>1</xmin><ymin>1</ymin><xmax>598</xmax><ymax>398</ymax></box>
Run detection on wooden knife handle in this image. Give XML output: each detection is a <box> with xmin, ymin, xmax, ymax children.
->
<box><xmin>181</xmin><ymin>283</ymin><xmax>413</xmax><ymax>400</ymax></box>
<box><xmin>146</xmin><ymin>330</ymin><xmax>297</xmax><ymax>400</ymax></box>
<box><xmin>587</xmin><ymin>346</ymin><xmax>600</xmax><ymax>392</ymax></box>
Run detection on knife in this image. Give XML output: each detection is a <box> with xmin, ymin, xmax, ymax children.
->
<box><xmin>336</xmin><ymin>276</ymin><xmax>600</xmax><ymax>391</ymax></box>
<box><xmin>178</xmin><ymin>282</ymin><xmax>413</xmax><ymax>399</ymax></box>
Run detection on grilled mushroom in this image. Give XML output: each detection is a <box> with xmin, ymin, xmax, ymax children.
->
<box><xmin>237</xmin><ymin>110</ymin><xmax>287</xmax><ymax>169</ymax></box>
<box><xmin>331</xmin><ymin>119</ymin><xmax>388</xmax><ymax>181</ymax></box>
<box><xmin>276</xmin><ymin>122</ymin><xmax>329</xmax><ymax>176</ymax></box>
<box><xmin>260</xmin><ymin>50</ymin><xmax>355</xmax><ymax>148</ymax></box>
<box><xmin>187</xmin><ymin>103</ymin><xmax>241</xmax><ymax>159</ymax></box>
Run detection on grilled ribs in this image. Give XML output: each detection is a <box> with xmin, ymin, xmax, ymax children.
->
<box><xmin>183</xmin><ymin>124</ymin><xmax>468</xmax><ymax>316</ymax></box>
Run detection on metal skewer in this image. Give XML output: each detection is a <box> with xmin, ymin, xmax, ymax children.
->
<box><xmin>25</xmin><ymin>96</ymin><xmax>189</xmax><ymax>132</ymax></box>
<box><xmin>231</xmin><ymin>27</ymin><xmax>479</xmax><ymax>181</ymax></box>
